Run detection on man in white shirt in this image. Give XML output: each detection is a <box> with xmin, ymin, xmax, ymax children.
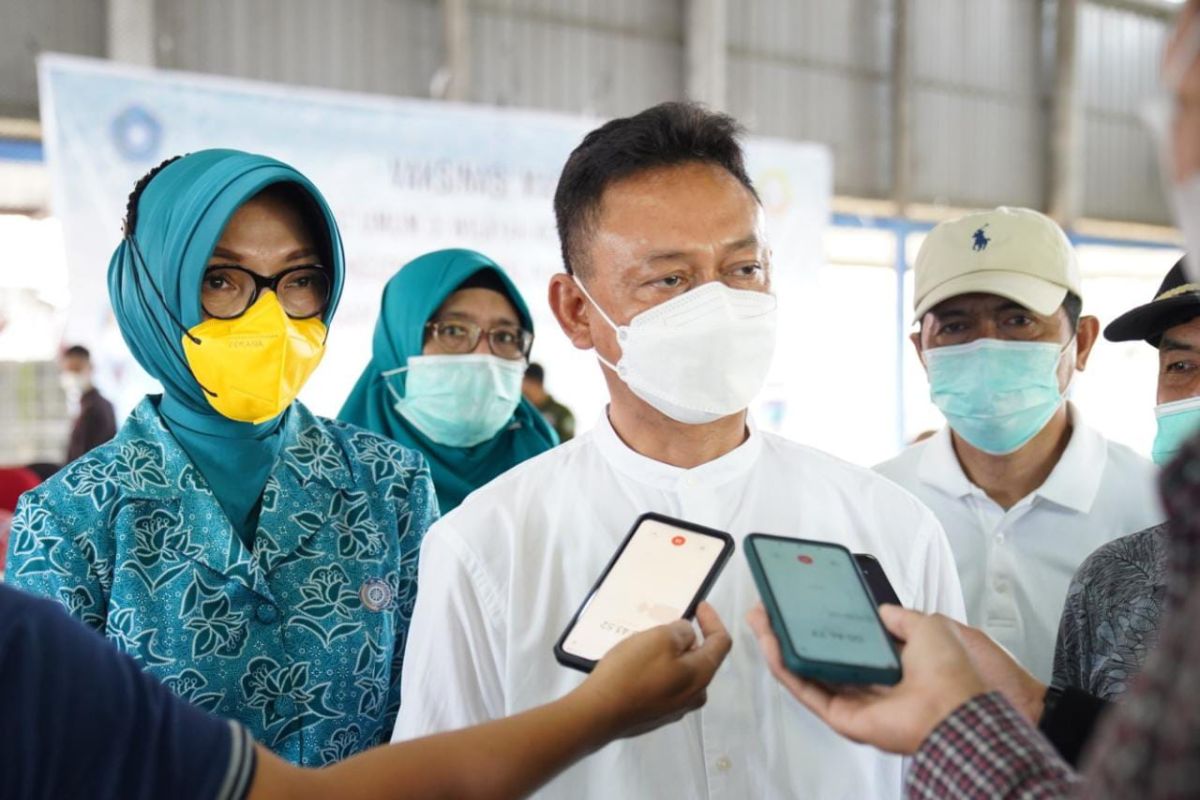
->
<box><xmin>876</xmin><ymin>207</ymin><xmax>1162</xmax><ymax>683</ymax></box>
<box><xmin>393</xmin><ymin>101</ymin><xmax>965</xmax><ymax>799</ymax></box>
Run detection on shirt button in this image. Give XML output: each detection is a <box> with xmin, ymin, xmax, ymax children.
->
<box><xmin>256</xmin><ymin>603</ymin><xmax>280</xmax><ymax>624</ymax></box>
<box><xmin>993</xmin><ymin>532</ymin><xmax>1005</xmax><ymax>545</ymax></box>
<box><xmin>715</xmin><ymin>756</ymin><xmax>732</xmax><ymax>772</ymax></box>
<box><xmin>993</xmin><ymin>578</ymin><xmax>1007</xmax><ymax>593</ymax></box>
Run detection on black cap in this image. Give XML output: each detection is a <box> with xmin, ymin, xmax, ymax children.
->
<box><xmin>1104</xmin><ymin>258</ymin><xmax>1200</xmax><ymax>347</ymax></box>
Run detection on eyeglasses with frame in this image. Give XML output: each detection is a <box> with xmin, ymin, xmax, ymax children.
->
<box><xmin>424</xmin><ymin>319</ymin><xmax>533</xmax><ymax>360</ymax></box>
<box><xmin>201</xmin><ymin>265</ymin><xmax>331</xmax><ymax>320</ymax></box>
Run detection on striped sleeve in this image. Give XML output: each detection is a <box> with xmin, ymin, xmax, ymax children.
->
<box><xmin>215</xmin><ymin>722</ymin><xmax>257</xmax><ymax>800</ymax></box>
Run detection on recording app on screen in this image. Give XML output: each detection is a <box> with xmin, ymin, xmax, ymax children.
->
<box><xmin>563</xmin><ymin>519</ymin><xmax>724</xmax><ymax>662</ymax></box>
<box><xmin>758</xmin><ymin>539</ymin><xmax>898</xmax><ymax>669</ymax></box>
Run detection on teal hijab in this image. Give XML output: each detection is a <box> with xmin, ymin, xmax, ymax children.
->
<box><xmin>108</xmin><ymin>149</ymin><xmax>345</xmax><ymax>545</ymax></box>
<box><xmin>339</xmin><ymin>249</ymin><xmax>556</xmax><ymax>513</ymax></box>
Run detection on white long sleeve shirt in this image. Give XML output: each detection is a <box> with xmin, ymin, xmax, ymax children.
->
<box><xmin>875</xmin><ymin>405</ymin><xmax>1163</xmax><ymax>683</ymax></box>
<box><xmin>394</xmin><ymin>414</ymin><xmax>965</xmax><ymax>799</ymax></box>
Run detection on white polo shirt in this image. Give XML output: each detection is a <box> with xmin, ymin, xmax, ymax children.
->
<box><xmin>394</xmin><ymin>413</ymin><xmax>965</xmax><ymax>799</ymax></box>
<box><xmin>875</xmin><ymin>404</ymin><xmax>1163</xmax><ymax>682</ymax></box>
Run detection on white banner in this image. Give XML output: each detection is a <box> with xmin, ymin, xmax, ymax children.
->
<box><xmin>38</xmin><ymin>54</ymin><xmax>831</xmax><ymax>434</ymax></box>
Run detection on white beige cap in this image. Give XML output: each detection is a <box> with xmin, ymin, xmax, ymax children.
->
<box><xmin>913</xmin><ymin>207</ymin><xmax>1082</xmax><ymax>321</ymax></box>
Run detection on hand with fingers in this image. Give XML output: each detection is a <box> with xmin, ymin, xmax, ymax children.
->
<box><xmin>746</xmin><ymin>603</ymin><xmax>986</xmax><ymax>755</ymax></box>
<box><xmin>576</xmin><ymin>602</ymin><xmax>733</xmax><ymax>740</ymax></box>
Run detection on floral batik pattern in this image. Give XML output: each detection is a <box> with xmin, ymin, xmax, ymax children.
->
<box><xmin>7</xmin><ymin>398</ymin><xmax>437</xmax><ymax>766</ymax></box>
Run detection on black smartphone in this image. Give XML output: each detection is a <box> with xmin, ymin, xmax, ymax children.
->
<box><xmin>745</xmin><ymin>534</ymin><xmax>902</xmax><ymax>686</ymax></box>
<box><xmin>854</xmin><ymin>553</ymin><xmax>902</xmax><ymax>608</ymax></box>
<box><xmin>554</xmin><ymin>512</ymin><xmax>735</xmax><ymax>673</ymax></box>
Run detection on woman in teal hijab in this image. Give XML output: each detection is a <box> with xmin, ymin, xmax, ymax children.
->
<box><xmin>8</xmin><ymin>149</ymin><xmax>437</xmax><ymax>766</ymax></box>
<box><xmin>340</xmin><ymin>249</ymin><xmax>557</xmax><ymax>512</ymax></box>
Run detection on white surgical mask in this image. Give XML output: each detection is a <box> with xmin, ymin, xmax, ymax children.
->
<box><xmin>384</xmin><ymin>354</ymin><xmax>525</xmax><ymax>447</ymax></box>
<box><xmin>59</xmin><ymin>372</ymin><xmax>88</xmax><ymax>397</ymax></box>
<box><xmin>574</xmin><ymin>277</ymin><xmax>778</xmax><ymax>425</ymax></box>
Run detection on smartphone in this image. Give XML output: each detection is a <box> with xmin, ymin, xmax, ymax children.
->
<box><xmin>745</xmin><ymin>534</ymin><xmax>902</xmax><ymax>686</ymax></box>
<box><xmin>554</xmin><ymin>513</ymin><xmax>735</xmax><ymax>673</ymax></box>
<box><xmin>854</xmin><ymin>553</ymin><xmax>902</xmax><ymax>608</ymax></box>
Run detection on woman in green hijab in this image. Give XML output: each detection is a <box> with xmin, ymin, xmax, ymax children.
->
<box><xmin>8</xmin><ymin>150</ymin><xmax>437</xmax><ymax>766</ymax></box>
<box><xmin>340</xmin><ymin>249</ymin><xmax>558</xmax><ymax>513</ymax></box>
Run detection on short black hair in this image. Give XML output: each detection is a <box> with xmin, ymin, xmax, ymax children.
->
<box><xmin>1063</xmin><ymin>292</ymin><xmax>1082</xmax><ymax>333</ymax></box>
<box><xmin>553</xmin><ymin>101</ymin><xmax>760</xmax><ymax>276</ymax></box>
<box><xmin>525</xmin><ymin>362</ymin><xmax>545</xmax><ymax>383</ymax></box>
<box><xmin>63</xmin><ymin>345</ymin><xmax>90</xmax><ymax>361</ymax></box>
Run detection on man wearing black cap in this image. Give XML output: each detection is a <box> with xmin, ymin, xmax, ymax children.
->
<box><xmin>1052</xmin><ymin>258</ymin><xmax>1198</xmax><ymax>702</ymax></box>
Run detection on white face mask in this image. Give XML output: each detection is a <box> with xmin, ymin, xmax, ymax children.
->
<box><xmin>383</xmin><ymin>354</ymin><xmax>525</xmax><ymax>448</ymax></box>
<box><xmin>574</xmin><ymin>277</ymin><xmax>778</xmax><ymax>425</ymax></box>
<box><xmin>60</xmin><ymin>372</ymin><xmax>88</xmax><ymax>398</ymax></box>
<box><xmin>1150</xmin><ymin>10</ymin><xmax>1200</xmax><ymax>279</ymax></box>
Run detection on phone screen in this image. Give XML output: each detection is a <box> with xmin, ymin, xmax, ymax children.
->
<box><xmin>562</xmin><ymin>518</ymin><xmax>726</xmax><ymax>662</ymax></box>
<box><xmin>755</xmin><ymin>539</ymin><xmax>899</xmax><ymax>670</ymax></box>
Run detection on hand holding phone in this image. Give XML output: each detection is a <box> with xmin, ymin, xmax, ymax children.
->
<box><xmin>555</xmin><ymin>513</ymin><xmax>735</xmax><ymax>673</ymax></box>
<box><xmin>745</xmin><ymin>535</ymin><xmax>902</xmax><ymax>686</ymax></box>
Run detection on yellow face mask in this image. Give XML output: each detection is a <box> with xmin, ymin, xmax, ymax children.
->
<box><xmin>182</xmin><ymin>292</ymin><xmax>327</xmax><ymax>424</ymax></box>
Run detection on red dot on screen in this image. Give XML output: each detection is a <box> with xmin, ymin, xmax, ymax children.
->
<box><xmin>671</xmin><ymin>535</ymin><xmax>686</xmax><ymax>546</ymax></box>
<box><xmin>797</xmin><ymin>555</ymin><xmax>814</xmax><ymax>564</ymax></box>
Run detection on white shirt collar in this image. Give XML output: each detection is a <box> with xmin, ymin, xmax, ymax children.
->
<box><xmin>592</xmin><ymin>408</ymin><xmax>763</xmax><ymax>492</ymax></box>
<box><xmin>917</xmin><ymin>402</ymin><xmax>1107</xmax><ymax>513</ymax></box>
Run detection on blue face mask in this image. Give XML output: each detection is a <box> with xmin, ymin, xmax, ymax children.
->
<box><xmin>1152</xmin><ymin>396</ymin><xmax>1200</xmax><ymax>466</ymax></box>
<box><xmin>384</xmin><ymin>354</ymin><xmax>525</xmax><ymax>448</ymax></box>
<box><xmin>925</xmin><ymin>337</ymin><xmax>1073</xmax><ymax>456</ymax></box>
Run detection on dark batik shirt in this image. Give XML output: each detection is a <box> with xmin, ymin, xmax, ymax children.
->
<box><xmin>1052</xmin><ymin>524</ymin><xmax>1168</xmax><ymax>701</ymax></box>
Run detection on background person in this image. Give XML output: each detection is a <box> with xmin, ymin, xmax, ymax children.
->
<box><xmin>339</xmin><ymin>249</ymin><xmax>558</xmax><ymax>514</ymax></box>
<box><xmin>876</xmin><ymin>207</ymin><xmax>1162</xmax><ymax>682</ymax></box>
<box><xmin>523</xmin><ymin>362</ymin><xmax>576</xmax><ymax>442</ymax></box>
<box><xmin>1054</xmin><ymin>258</ymin><xmax>1199</xmax><ymax>701</ymax></box>
<box><xmin>59</xmin><ymin>344</ymin><xmax>117</xmax><ymax>463</ymax></box>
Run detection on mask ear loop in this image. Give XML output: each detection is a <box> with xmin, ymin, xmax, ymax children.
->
<box><xmin>126</xmin><ymin>236</ymin><xmax>219</xmax><ymax>399</ymax></box>
<box><xmin>1057</xmin><ymin>333</ymin><xmax>1079</xmax><ymax>400</ymax></box>
<box><xmin>378</xmin><ymin>365</ymin><xmax>410</xmax><ymax>408</ymax></box>
<box><xmin>571</xmin><ymin>276</ymin><xmax>625</xmax><ymax>374</ymax></box>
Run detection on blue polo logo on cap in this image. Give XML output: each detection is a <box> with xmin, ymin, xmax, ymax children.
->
<box><xmin>972</xmin><ymin>225</ymin><xmax>991</xmax><ymax>252</ymax></box>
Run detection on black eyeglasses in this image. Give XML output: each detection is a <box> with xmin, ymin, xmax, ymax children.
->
<box><xmin>202</xmin><ymin>265</ymin><xmax>331</xmax><ymax>320</ymax></box>
<box><xmin>424</xmin><ymin>320</ymin><xmax>533</xmax><ymax>361</ymax></box>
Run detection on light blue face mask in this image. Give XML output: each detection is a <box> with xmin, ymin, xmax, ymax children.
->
<box><xmin>925</xmin><ymin>337</ymin><xmax>1074</xmax><ymax>456</ymax></box>
<box><xmin>1152</xmin><ymin>395</ymin><xmax>1200</xmax><ymax>466</ymax></box>
<box><xmin>384</xmin><ymin>354</ymin><xmax>526</xmax><ymax>448</ymax></box>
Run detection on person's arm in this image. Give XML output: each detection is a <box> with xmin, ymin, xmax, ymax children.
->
<box><xmin>250</xmin><ymin>604</ymin><xmax>731</xmax><ymax>799</ymax></box>
<box><xmin>5</xmin><ymin>493</ymin><xmax>108</xmax><ymax>630</ymax></box>
<box><xmin>906</xmin><ymin>692</ymin><xmax>1077</xmax><ymax>799</ymax></box>
<box><xmin>2</xmin><ymin>586</ymin><xmax>252</xmax><ymax>800</ymax></box>
<box><xmin>951</xmin><ymin>614</ymin><xmax>1112</xmax><ymax>767</ymax></box>
<box><xmin>392</xmin><ymin>522</ymin><xmax>508</xmax><ymax>740</ymax></box>
<box><xmin>747</xmin><ymin>604</ymin><xmax>1080</xmax><ymax>797</ymax></box>
<box><xmin>379</xmin><ymin>450</ymin><xmax>439</xmax><ymax>739</ymax></box>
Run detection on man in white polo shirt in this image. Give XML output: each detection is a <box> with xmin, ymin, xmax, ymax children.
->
<box><xmin>876</xmin><ymin>207</ymin><xmax>1163</xmax><ymax>682</ymax></box>
<box><xmin>393</xmin><ymin>102</ymin><xmax>965</xmax><ymax>799</ymax></box>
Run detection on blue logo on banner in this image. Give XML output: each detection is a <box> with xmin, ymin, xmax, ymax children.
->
<box><xmin>972</xmin><ymin>225</ymin><xmax>991</xmax><ymax>252</ymax></box>
<box><xmin>110</xmin><ymin>106</ymin><xmax>162</xmax><ymax>161</ymax></box>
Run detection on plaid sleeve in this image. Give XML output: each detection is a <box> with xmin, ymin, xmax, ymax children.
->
<box><xmin>905</xmin><ymin>692</ymin><xmax>1079</xmax><ymax>799</ymax></box>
